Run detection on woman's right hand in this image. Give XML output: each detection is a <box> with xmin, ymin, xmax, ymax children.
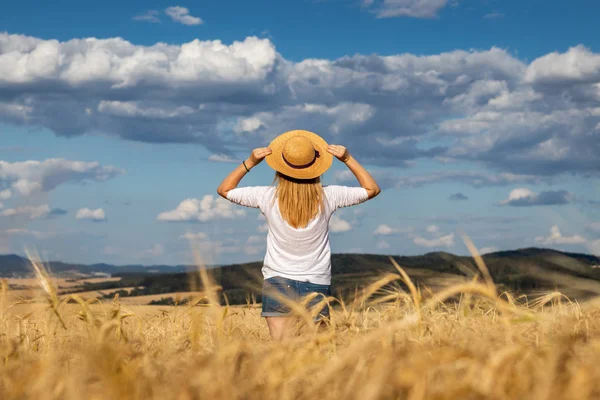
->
<box><xmin>327</xmin><ymin>144</ymin><xmax>351</xmax><ymax>163</ymax></box>
<box><xmin>247</xmin><ymin>147</ymin><xmax>272</xmax><ymax>168</ymax></box>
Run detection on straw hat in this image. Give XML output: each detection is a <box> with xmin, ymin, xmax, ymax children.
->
<box><xmin>265</xmin><ymin>130</ymin><xmax>333</xmax><ymax>180</ymax></box>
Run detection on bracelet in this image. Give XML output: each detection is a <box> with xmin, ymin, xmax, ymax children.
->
<box><xmin>242</xmin><ymin>160</ymin><xmax>250</xmax><ymax>172</ymax></box>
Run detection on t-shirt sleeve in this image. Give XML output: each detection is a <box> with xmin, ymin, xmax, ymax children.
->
<box><xmin>325</xmin><ymin>185</ymin><xmax>369</xmax><ymax>212</ymax></box>
<box><xmin>226</xmin><ymin>186</ymin><xmax>270</xmax><ymax>209</ymax></box>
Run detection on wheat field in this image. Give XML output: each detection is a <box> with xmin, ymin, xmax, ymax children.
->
<box><xmin>1</xmin><ymin>251</ymin><xmax>600</xmax><ymax>400</ymax></box>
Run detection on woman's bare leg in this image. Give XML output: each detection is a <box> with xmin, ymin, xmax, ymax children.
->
<box><xmin>265</xmin><ymin>317</ymin><xmax>296</xmax><ymax>340</ymax></box>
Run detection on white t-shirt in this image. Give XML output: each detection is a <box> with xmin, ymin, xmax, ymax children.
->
<box><xmin>226</xmin><ymin>185</ymin><xmax>369</xmax><ymax>285</ymax></box>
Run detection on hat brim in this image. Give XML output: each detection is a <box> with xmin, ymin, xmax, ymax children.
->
<box><xmin>265</xmin><ymin>130</ymin><xmax>333</xmax><ymax>180</ymax></box>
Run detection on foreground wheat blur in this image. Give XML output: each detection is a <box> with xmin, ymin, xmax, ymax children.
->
<box><xmin>1</xmin><ymin>253</ymin><xmax>600</xmax><ymax>399</ymax></box>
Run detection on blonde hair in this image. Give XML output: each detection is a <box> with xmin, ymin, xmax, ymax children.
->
<box><xmin>274</xmin><ymin>172</ymin><xmax>324</xmax><ymax>229</ymax></box>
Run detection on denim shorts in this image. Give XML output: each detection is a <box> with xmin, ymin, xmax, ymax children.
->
<box><xmin>261</xmin><ymin>276</ymin><xmax>331</xmax><ymax>319</ymax></box>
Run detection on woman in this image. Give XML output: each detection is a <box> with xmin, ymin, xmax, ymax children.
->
<box><xmin>217</xmin><ymin>130</ymin><xmax>380</xmax><ymax>339</ymax></box>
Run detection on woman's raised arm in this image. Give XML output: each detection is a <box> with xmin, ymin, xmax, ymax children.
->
<box><xmin>327</xmin><ymin>145</ymin><xmax>381</xmax><ymax>199</ymax></box>
<box><xmin>217</xmin><ymin>147</ymin><xmax>272</xmax><ymax>198</ymax></box>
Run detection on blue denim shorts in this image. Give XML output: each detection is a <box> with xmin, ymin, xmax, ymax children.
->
<box><xmin>261</xmin><ymin>276</ymin><xmax>331</xmax><ymax>319</ymax></box>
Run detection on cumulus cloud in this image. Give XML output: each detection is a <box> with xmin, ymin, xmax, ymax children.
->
<box><xmin>1</xmin><ymin>32</ymin><xmax>599</xmax><ymax>180</ymax></box>
<box><xmin>0</xmin><ymin>204</ymin><xmax>67</xmax><ymax>220</ymax></box>
<box><xmin>76</xmin><ymin>208</ymin><xmax>107</xmax><ymax>222</ymax></box>
<box><xmin>330</xmin><ymin>215</ymin><xmax>352</xmax><ymax>233</ymax></box>
<box><xmin>0</xmin><ymin>204</ymin><xmax>50</xmax><ymax>219</ymax></box>
<box><xmin>0</xmin><ymin>159</ymin><xmax>123</xmax><ymax>198</ymax></box>
<box><xmin>157</xmin><ymin>195</ymin><xmax>245</xmax><ymax>222</ymax></box>
<box><xmin>363</xmin><ymin>0</ymin><xmax>451</xmax><ymax>18</ymax></box>
<box><xmin>373</xmin><ymin>224</ymin><xmax>413</xmax><ymax>235</ymax></box>
<box><xmin>413</xmin><ymin>233</ymin><xmax>455</xmax><ymax>248</ymax></box>
<box><xmin>165</xmin><ymin>6</ymin><xmax>203</xmax><ymax>25</ymax></box>
<box><xmin>412</xmin><ymin>225</ymin><xmax>454</xmax><ymax>248</ymax></box>
<box><xmin>448</xmin><ymin>192</ymin><xmax>468</xmax><ymax>201</ymax></box>
<box><xmin>524</xmin><ymin>45</ymin><xmax>600</xmax><ymax>85</ymax></box>
<box><xmin>534</xmin><ymin>229</ymin><xmax>599</xmax><ymax>257</ymax></box>
<box><xmin>500</xmin><ymin>188</ymin><xmax>571</xmax><ymax>206</ymax></box>
<box><xmin>535</xmin><ymin>226</ymin><xmax>587</xmax><ymax>245</ymax></box>
<box><xmin>374</xmin><ymin>224</ymin><xmax>396</xmax><ymax>235</ymax></box>
<box><xmin>335</xmin><ymin>170</ymin><xmax>545</xmax><ymax>189</ymax></box>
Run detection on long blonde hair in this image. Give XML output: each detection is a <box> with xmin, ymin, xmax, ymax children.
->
<box><xmin>274</xmin><ymin>172</ymin><xmax>324</xmax><ymax>229</ymax></box>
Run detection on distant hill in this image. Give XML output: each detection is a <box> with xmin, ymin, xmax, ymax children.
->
<box><xmin>5</xmin><ymin>248</ymin><xmax>599</xmax><ymax>303</ymax></box>
<box><xmin>0</xmin><ymin>254</ymin><xmax>197</xmax><ymax>277</ymax></box>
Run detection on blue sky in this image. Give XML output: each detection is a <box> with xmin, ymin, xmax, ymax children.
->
<box><xmin>0</xmin><ymin>0</ymin><xmax>599</xmax><ymax>265</ymax></box>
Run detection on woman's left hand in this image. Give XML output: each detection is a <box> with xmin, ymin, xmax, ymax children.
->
<box><xmin>247</xmin><ymin>147</ymin><xmax>272</xmax><ymax>168</ymax></box>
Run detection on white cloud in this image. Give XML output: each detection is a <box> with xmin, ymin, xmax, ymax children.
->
<box><xmin>165</xmin><ymin>6</ymin><xmax>203</xmax><ymax>25</ymax></box>
<box><xmin>330</xmin><ymin>215</ymin><xmax>352</xmax><ymax>233</ymax></box>
<box><xmin>525</xmin><ymin>45</ymin><xmax>600</xmax><ymax>85</ymax></box>
<box><xmin>535</xmin><ymin>226</ymin><xmax>587</xmax><ymax>246</ymax></box>
<box><xmin>364</xmin><ymin>0</ymin><xmax>451</xmax><ymax>19</ymax></box>
<box><xmin>234</xmin><ymin>116</ymin><xmax>265</xmax><ymax>133</ymax></box>
<box><xmin>413</xmin><ymin>233</ymin><xmax>455</xmax><ymax>248</ymax></box>
<box><xmin>412</xmin><ymin>225</ymin><xmax>454</xmax><ymax>248</ymax></box>
<box><xmin>500</xmin><ymin>188</ymin><xmax>571</xmax><ymax>206</ymax></box>
<box><xmin>180</xmin><ymin>232</ymin><xmax>208</xmax><ymax>241</ymax></box>
<box><xmin>1</xmin><ymin>32</ymin><xmax>599</xmax><ymax>180</ymax></box>
<box><xmin>75</xmin><ymin>208</ymin><xmax>107</xmax><ymax>222</ymax></box>
<box><xmin>133</xmin><ymin>10</ymin><xmax>161</xmax><ymax>23</ymax></box>
<box><xmin>238</xmin><ymin>103</ymin><xmax>375</xmax><ymax>137</ymax></box>
<box><xmin>0</xmin><ymin>33</ymin><xmax>274</xmax><ymax>87</ymax></box>
<box><xmin>335</xmin><ymin>170</ymin><xmax>545</xmax><ymax>189</ymax></box>
<box><xmin>98</xmin><ymin>101</ymin><xmax>195</xmax><ymax>118</ymax></box>
<box><xmin>373</xmin><ymin>224</ymin><xmax>413</xmax><ymax>236</ymax></box>
<box><xmin>502</xmin><ymin>188</ymin><xmax>535</xmax><ymax>203</ymax></box>
<box><xmin>374</xmin><ymin>224</ymin><xmax>396</xmax><ymax>235</ymax></box>
<box><xmin>0</xmin><ymin>159</ymin><xmax>123</xmax><ymax>198</ymax></box>
<box><xmin>1</xmin><ymin>204</ymin><xmax>50</xmax><ymax>219</ymax></box>
<box><xmin>157</xmin><ymin>195</ymin><xmax>245</xmax><ymax>222</ymax></box>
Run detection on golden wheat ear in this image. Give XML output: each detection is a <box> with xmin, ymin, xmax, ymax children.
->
<box><xmin>25</xmin><ymin>248</ymin><xmax>67</xmax><ymax>330</ymax></box>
